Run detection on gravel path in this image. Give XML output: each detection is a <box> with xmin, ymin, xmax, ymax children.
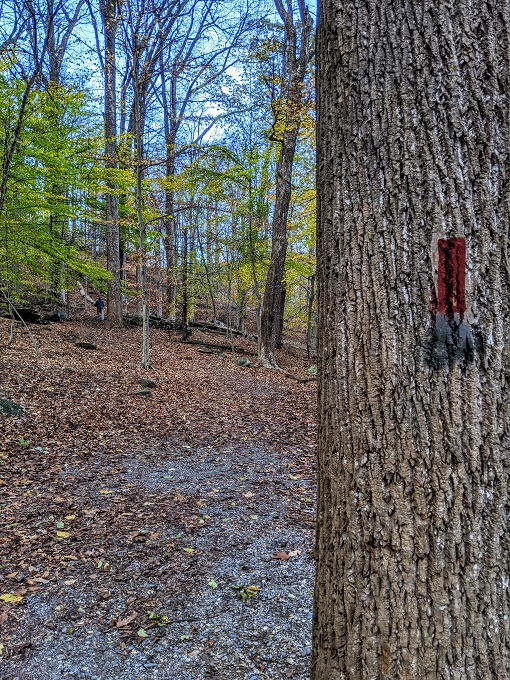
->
<box><xmin>1</xmin><ymin>441</ymin><xmax>315</xmax><ymax>679</ymax></box>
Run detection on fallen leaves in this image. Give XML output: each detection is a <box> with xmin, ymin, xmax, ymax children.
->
<box><xmin>0</xmin><ymin>593</ymin><xmax>23</xmax><ymax>603</ymax></box>
<box><xmin>147</xmin><ymin>612</ymin><xmax>170</xmax><ymax>626</ymax></box>
<box><xmin>232</xmin><ymin>585</ymin><xmax>260</xmax><ymax>602</ymax></box>
<box><xmin>0</xmin><ymin>316</ymin><xmax>316</xmax><ymax>657</ymax></box>
<box><xmin>116</xmin><ymin>611</ymin><xmax>138</xmax><ymax>628</ymax></box>
<box><xmin>271</xmin><ymin>550</ymin><xmax>301</xmax><ymax>561</ymax></box>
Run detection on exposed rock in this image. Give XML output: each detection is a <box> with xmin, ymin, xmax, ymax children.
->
<box><xmin>197</xmin><ymin>347</ymin><xmax>225</xmax><ymax>357</ymax></box>
<box><xmin>75</xmin><ymin>342</ymin><xmax>97</xmax><ymax>350</ymax></box>
<box><xmin>2</xmin><ymin>308</ymin><xmax>46</xmax><ymax>324</ymax></box>
<box><xmin>44</xmin><ymin>310</ymin><xmax>67</xmax><ymax>322</ymax></box>
<box><xmin>132</xmin><ymin>389</ymin><xmax>152</xmax><ymax>397</ymax></box>
<box><xmin>0</xmin><ymin>398</ymin><xmax>24</xmax><ymax>416</ymax></box>
<box><xmin>124</xmin><ymin>315</ymin><xmax>183</xmax><ymax>331</ymax></box>
<box><xmin>235</xmin><ymin>357</ymin><xmax>252</xmax><ymax>367</ymax></box>
<box><xmin>137</xmin><ymin>379</ymin><xmax>156</xmax><ymax>388</ymax></box>
<box><xmin>306</xmin><ymin>365</ymin><xmax>317</xmax><ymax>376</ymax></box>
<box><xmin>3</xmin><ymin>307</ymin><xmax>67</xmax><ymax>324</ymax></box>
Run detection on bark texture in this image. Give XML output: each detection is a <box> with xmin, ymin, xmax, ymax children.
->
<box><xmin>313</xmin><ymin>1</ymin><xmax>510</xmax><ymax>678</ymax></box>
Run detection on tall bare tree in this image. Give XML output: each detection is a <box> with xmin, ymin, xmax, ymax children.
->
<box><xmin>313</xmin><ymin>1</ymin><xmax>510</xmax><ymax>678</ymax></box>
<box><xmin>45</xmin><ymin>0</ymin><xmax>86</xmax><ymax>84</ymax></box>
<box><xmin>157</xmin><ymin>0</ymin><xmax>250</xmax><ymax>320</ymax></box>
<box><xmin>119</xmin><ymin>0</ymin><xmax>182</xmax><ymax>365</ymax></box>
<box><xmin>258</xmin><ymin>0</ymin><xmax>312</xmax><ymax>367</ymax></box>
<box><xmin>97</xmin><ymin>0</ymin><xmax>124</xmax><ymax>327</ymax></box>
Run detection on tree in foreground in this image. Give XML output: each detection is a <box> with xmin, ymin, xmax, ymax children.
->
<box><xmin>313</xmin><ymin>1</ymin><xmax>510</xmax><ymax>678</ymax></box>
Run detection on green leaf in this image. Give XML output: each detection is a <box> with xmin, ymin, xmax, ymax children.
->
<box><xmin>208</xmin><ymin>580</ymin><xmax>218</xmax><ymax>589</ymax></box>
<box><xmin>137</xmin><ymin>628</ymin><xmax>148</xmax><ymax>638</ymax></box>
<box><xmin>148</xmin><ymin>612</ymin><xmax>170</xmax><ymax>626</ymax></box>
<box><xmin>0</xmin><ymin>593</ymin><xmax>23</xmax><ymax>603</ymax></box>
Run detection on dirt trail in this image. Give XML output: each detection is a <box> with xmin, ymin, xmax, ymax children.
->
<box><xmin>0</xmin><ymin>318</ymin><xmax>316</xmax><ymax>679</ymax></box>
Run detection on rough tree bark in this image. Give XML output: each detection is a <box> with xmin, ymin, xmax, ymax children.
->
<box><xmin>313</xmin><ymin>1</ymin><xmax>510</xmax><ymax>678</ymax></box>
<box><xmin>258</xmin><ymin>0</ymin><xmax>313</xmax><ymax>367</ymax></box>
<box><xmin>101</xmin><ymin>0</ymin><xmax>123</xmax><ymax>328</ymax></box>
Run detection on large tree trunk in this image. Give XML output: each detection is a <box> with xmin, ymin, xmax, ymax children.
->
<box><xmin>258</xmin><ymin>0</ymin><xmax>313</xmax><ymax>367</ymax></box>
<box><xmin>101</xmin><ymin>0</ymin><xmax>123</xmax><ymax>328</ymax></box>
<box><xmin>313</xmin><ymin>1</ymin><xmax>510</xmax><ymax>678</ymax></box>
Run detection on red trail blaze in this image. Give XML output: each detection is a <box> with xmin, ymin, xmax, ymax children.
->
<box><xmin>437</xmin><ymin>237</ymin><xmax>466</xmax><ymax>316</ymax></box>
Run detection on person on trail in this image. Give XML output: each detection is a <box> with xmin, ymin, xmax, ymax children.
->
<box><xmin>95</xmin><ymin>297</ymin><xmax>105</xmax><ymax>321</ymax></box>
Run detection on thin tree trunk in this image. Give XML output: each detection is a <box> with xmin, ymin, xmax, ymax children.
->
<box><xmin>181</xmin><ymin>221</ymin><xmax>188</xmax><ymax>342</ymax></box>
<box><xmin>305</xmin><ymin>274</ymin><xmax>315</xmax><ymax>360</ymax></box>
<box><xmin>259</xmin><ymin>133</ymin><xmax>296</xmax><ymax>365</ymax></box>
<box><xmin>156</xmin><ymin>236</ymin><xmax>163</xmax><ymax>318</ymax></box>
<box><xmin>135</xmin><ymin>264</ymin><xmax>143</xmax><ymax>316</ymax></box>
<box><xmin>313</xmin><ymin>1</ymin><xmax>510</xmax><ymax>678</ymax></box>
<box><xmin>163</xmin><ymin>151</ymin><xmax>178</xmax><ymax>319</ymax></box>
<box><xmin>197</xmin><ymin>229</ymin><xmax>217</xmax><ymax>320</ymax></box>
<box><xmin>275</xmin><ymin>281</ymin><xmax>286</xmax><ymax>348</ymax></box>
<box><xmin>101</xmin><ymin>0</ymin><xmax>123</xmax><ymax>328</ymax></box>
<box><xmin>247</xmin><ymin>211</ymin><xmax>262</xmax><ymax>355</ymax></box>
<box><xmin>258</xmin><ymin>0</ymin><xmax>313</xmax><ymax>367</ymax></box>
<box><xmin>161</xmin><ymin>63</ymin><xmax>178</xmax><ymax>320</ymax></box>
<box><xmin>132</xmin><ymin>53</ymin><xmax>150</xmax><ymax>369</ymax></box>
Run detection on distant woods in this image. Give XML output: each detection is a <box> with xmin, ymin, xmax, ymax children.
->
<box><xmin>0</xmin><ymin>0</ymin><xmax>315</xmax><ymax>365</ymax></box>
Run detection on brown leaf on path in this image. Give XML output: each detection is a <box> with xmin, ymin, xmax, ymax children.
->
<box><xmin>0</xmin><ymin>610</ymin><xmax>8</xmax><ymax>626</ymax></box>
<box><xmin>174</xmin><ymin>493</ymin><xmax>185</xmax><ymax>501</ymax></box>
<box><xmin>115</xmin><ymin>610</ymin><xmax>139</xmax><ymax>628</ymax></box>
<box><xmin>271</xmin><ymin>552</ymin><xmax>290</xmax><ymax>560</ymax></box>
<box><xmin>8</xmin><ymin>641</ymin><xmax>31</xmax><ymax>657</ymax></box>
<box><xmin>271</xmin><ymin>549</ymin><xmax>301</xmax><ymax>560</ymax></box>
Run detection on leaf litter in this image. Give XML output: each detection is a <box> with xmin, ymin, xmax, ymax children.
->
<box><xmin>0</xmin><ymin>315</ymin><xmax>316</xmax><ymax>678</ymax></box>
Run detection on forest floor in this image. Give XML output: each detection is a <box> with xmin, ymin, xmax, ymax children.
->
<box><xmin>0</xmin><ymin>313</ymin><xmax>316</xmax><ymax>680</ymax></box>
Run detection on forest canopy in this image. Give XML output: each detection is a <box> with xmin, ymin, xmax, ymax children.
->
<box><xmin>0</xmin><ymin>0</ymin><xmax>316</xmax><ymax>352</ymax></box>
